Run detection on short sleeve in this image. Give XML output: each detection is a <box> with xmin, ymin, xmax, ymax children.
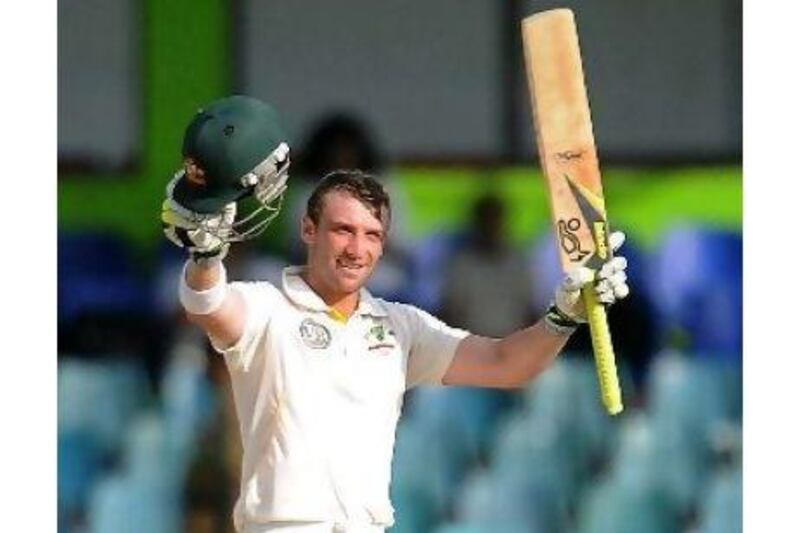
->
<box><xmin>402</xmin><ymin>304</ymin><xmax>470</xmax><ymax>388</ymax></box>
<box><xmin>209</xmin><ymin>281</ymin><xmax>281</xmax><ymax>371</ymax></box>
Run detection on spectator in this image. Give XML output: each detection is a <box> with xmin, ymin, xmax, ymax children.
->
<box><xmin>441</xmin><ymin>193</ymin><xmax>536</xmax><ymax>337</ymax></box>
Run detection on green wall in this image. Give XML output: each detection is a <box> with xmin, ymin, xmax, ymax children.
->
<box><xmin>402</xmin><ymin>166</ymin><xmax>742</xmax><ymax>249</ymax></box>
<box><xmin>58</xmin><ymin>1</ymin><xmax>742</xmax><ymax>257</ymax></box>
<box><xmin>58</xmin><ymin>0</ymin><xmax>231</xmax><ymax>251</ymax></box>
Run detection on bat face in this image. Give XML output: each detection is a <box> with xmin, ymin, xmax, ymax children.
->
<box><xmin>521</xmin><ymin>9</ymin><xmax>611</xmax><ymax>273</ymax></box>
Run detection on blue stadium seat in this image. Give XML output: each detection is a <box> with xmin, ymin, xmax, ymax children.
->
<box><xmin>406</xmin><ymin>231</ymin><xmax>466</xmax><ymax>312</ymax></box>
<box><xmin>454</xmin><ymin>462</ymin><xmax>569</xmax><ymax>533</ymax></box>
<box><xmin>451</xmin><ymin>468</ymin><xmax>494</xmax><ymax>526</ymax></box>
<box><xmin>490</xmin><ymin>413</ymin><xmax>576</xmax><ymax>510</ymax></box>
<box><xmin>58</xmin><ymin>232</ymin><xmax>151</xmax><ymax>322</ymax></box>
<box><xmin>407</xmin><ymin>385</ymin><xmax>516</xmax><ymax>464</ymax></box>
<box><xmin>576</xmin><ymin>478</ymin><xmax>679</xmax><ymax>533</ymax></box>
<box><xmin>433</xmin><ymin>520</ymin><xmax>531</xmax><ymax>533</ymax></box>
<box><xmin>566</xmin><ymin>358</ymin><xmax>618</xmax><ymax>458</ymax></box>
<box><xmin>708</xmin><ymin>420</ymin><xmax>742</xmax><ymax>468</ymax></box>
<box><xmin>161</xmin><ymin>336</ymin><xmax>217</xmax><ymax>456</ymax></box>
<box><xmin>649</xmin><ymin>227</ymin><xmax>742</xmax><ymax>358</ymax></box>
<box><xmin>648</xmin><ymin>420</ymin><xmax>709</xmax><ymax>514</ymax></box>
<box><xmin>521</xmin><ymin>357</ymin><xmax>616</xmax><ymax>479</ymax></box>
<box><xmin>87</xmin><ymin>473</ymin><xmax>182</xmax><ymax>533</ymax></box>
<box><xmin>58</xmin><ymin>358</ymin><xmax>150</xmax><ymax>455</ymax></box>
<box><xmin>576</xmin><ymin>414</ymin><xmax>681</xmax><ymax>533</ymax></box>
<box><xmin>389</xmin><ymin>483</ymin><xmax>438</xmax><ymax>533</ymax></box>
<box><xmin>391</xmin><ymin>416</ymin><xmax>468</xmax><ymax>521</ymax></box>
<box><xmin>648</xmin><ymin>352</ymin><xmax>741</xmax><ymax>453</ymax></box>
<box><xmin>605</xmin><ymin>411</ymin><xmax>699</xmax><ymax>521</ymax></box>
<box><xmin>122</xmin><ymin>412</ymin><xmax>189</xmax><ymax>488</ymax></box>
<box><xmin>697</xmin><ymin>467</ymin><xmax>742</xmax><ymax>533</ymax></box>
<box><xmin>58</xmin><ymin>429</ymin><xmax>104</xmax><ymax>518</ymax></box>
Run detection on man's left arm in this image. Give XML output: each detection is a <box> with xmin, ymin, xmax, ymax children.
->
<box><xmin>443</xmin><ymin>320</ymin><xmax>570</xmax><ymax>388</ymax></box>
<box><xmin>443</xmin><ymin>232</ymin><xmax>629</xmax><ymax>388</ymax></box>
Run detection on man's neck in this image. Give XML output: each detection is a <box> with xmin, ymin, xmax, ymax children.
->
<box><xmin>300</xmin><ymin>269</ymin><xmax>359</xmax><ymax>319</ymax></box>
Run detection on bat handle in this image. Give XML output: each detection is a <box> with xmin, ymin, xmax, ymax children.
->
<box><xmin>582</xmin><ymin>287</ymin><xmax>624</xmax><ymax>415</ymax></box>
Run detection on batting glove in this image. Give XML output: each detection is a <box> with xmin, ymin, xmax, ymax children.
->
<box><xmin>545</xmin><ymin>231</ymin><xmax>630</xmax><ymax>334</ymax></box>
<box><xmin>161</xmin><ymin>172</ymin><xmax>237</xmax><ymax>264</ymax></box>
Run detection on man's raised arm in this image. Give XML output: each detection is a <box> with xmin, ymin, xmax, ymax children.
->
<box><xmin>160</xmin><ymin>96</ymin><xmax>292</xmax><ymax>350</ymax></box>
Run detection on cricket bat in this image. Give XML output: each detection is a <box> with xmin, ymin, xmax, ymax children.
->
<box><xmin>521</xmin><ymin>8</ymin><xmax>623</xmax><ymax>415</ymax></box>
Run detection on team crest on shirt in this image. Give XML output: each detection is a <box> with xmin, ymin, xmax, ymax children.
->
<box><xmin>299</xmin><ymin>318</ymin><xmax>331</xmax><ymax>349</ymax></box>
<box><xmin>365</xmin><ymin>321</ymin><xmax>397</xmax><ymax>353</ymax></box>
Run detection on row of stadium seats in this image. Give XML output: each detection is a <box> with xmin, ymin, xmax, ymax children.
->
<box><xmin>58</xmin><ymin>334</ymin><xmax>217</xmax><ymax>532</ymax></box>
<box><xmin>390</xmin><ymin>354</ymin><xmax>742</xmax><ymax>533</ymax></box>
<box><xmin>58</xmin><ymin>226</ymin><xmax>742</xmax><ymax>359</ymax></box>
<box><xmin>428</xmin><ymin>460</ymin><xmax>741</xmax><ymax>533</ymax></box>
<box><xmin>84</xmin><ymin>412</ymin><xmax>186</xmax><ymax>533</ymax></box>
<box><xmin>59</xmin><ymin>350</ymin><xmax>740</xmax><ymax>532</ymax></box>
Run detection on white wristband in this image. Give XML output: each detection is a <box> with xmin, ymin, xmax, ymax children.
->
<box><xmin>179</xmin><ymin>260</ymin><xmax>228</xmax><ymax>315</ymax></box>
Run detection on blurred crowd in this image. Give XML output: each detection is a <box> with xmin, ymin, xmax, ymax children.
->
<box><xmin>58</xmin><ymin>115</ymin><xmax>742</xmax><ymax>533</ymax></box>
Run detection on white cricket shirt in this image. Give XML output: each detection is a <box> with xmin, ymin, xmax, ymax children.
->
<box><xmin>210</xmin><ymin>266</ymin><xmax>469</xmax><ymax>531</ymax></box>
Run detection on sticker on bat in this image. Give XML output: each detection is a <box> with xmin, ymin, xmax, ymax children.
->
<box><xmin>592</xmin><ymin>222</ymin><xmax>609</xmax><ymax>260</ymax></box>
<box><xmin>555</xmin><ymin>150</ymin><xmax>584</xmax><ymax>163</ymax></box>
<box><xmin>558</xmin><ymin>218</ymin><xmax>590</xmax><ymax>262</ymax></box>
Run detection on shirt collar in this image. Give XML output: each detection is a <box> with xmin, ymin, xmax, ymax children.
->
<box><xmin>282</xmin><ymin>266</ymin><xmax>388</xmax><ymax>318</ymax></box>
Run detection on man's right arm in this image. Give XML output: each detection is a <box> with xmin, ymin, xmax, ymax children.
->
<box><xmin>183</xmin><ymin>260</ymin><xmax>247</xmax><ymax>350</ymax></box>
<box><xmin>162</xmin><ymin>185</ymin><xmax>249</xmax><ymax>349</ymax></box>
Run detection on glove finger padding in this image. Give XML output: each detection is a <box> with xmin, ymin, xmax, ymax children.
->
<box><xmin>161</xmin><ymin>173</ymin><xmax>237</xmax><ymax>260</ymax></box>
<box><xmin>600</xmin><ymin>270</ymin><xmax>627</xmax><ymax>287</ymax></box>
<box><xmin>609</xmin><ymin>230</ymin><xmax>626</xmax><ymax>253</ymax></box>
<box><xmin>598</xmin><ymin>256</ymin><xmax>627</xmax><ymax>278</ymax></box>
<box><xmin>594</xmin><ymin>258</ymin><xmax>630</xmax><ymax>305</ymax></box>
<box><xmin>596</xmin><ymin>287</ymin><xmax>616</xmax><ymax>305</ymax></box>
<box><xmin>613</xmin><ymin>282</ymin><xmax>630</xmax><ymax>299</ymax></box>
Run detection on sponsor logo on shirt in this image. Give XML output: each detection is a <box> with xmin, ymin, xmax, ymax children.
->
<box><xmin>299</xmin><ymin>318</ymin><xmax>331</xmax><ymax>349</ymax></box>
<box><xmin>368</xmin><ymin>343</ymin><xmax>396</xmax><ymax>352</ymax></box>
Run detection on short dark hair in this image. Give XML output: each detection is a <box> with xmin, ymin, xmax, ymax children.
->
<box><xmin>306</xmin><ymin>170</ymin><xmax>392</xmax><ymax>229</ymax></box>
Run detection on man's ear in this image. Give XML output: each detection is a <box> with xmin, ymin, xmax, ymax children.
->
<box><xmin>300</xmin><ymin>215</ymin><xmax>316</xmax><ymax>245</ymax></box>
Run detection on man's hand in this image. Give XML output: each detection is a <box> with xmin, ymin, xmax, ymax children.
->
<box><xmin>162</xmin><ymin>172</ymin><xmax>237</xmax><ymax>263</ymax></box>
<box><xmin>546</xmin><ymin>231</ymin><xmax>630</xmax><ymax>331</ymax></box>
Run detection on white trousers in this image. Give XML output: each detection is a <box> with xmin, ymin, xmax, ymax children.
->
<box><xmin>242</xmin><ymin>521</ymin><xmax>384</xmax><ymax>533</ymax></box>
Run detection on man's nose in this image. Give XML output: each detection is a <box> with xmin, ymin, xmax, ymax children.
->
<box><xmin>344</xmin><ymin>234</ymin><xmax>365</xmax><ymax>257</ymax></box>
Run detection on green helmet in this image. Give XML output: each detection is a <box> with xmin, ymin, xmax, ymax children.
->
<box><xmin>169</xmin><ymin>95</ymin><xmax>291</xmax><ymax>241</ymax></box>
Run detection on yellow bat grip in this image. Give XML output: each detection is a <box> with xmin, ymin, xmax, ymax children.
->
<box><xmin>582</xmin><ymin>287</ymin><xmax>624</xmax><ymax>415</ymax></box>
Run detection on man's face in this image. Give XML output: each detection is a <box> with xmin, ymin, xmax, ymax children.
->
<box><xmin>301</xmin><ymin>190</ymin><xmax>386</xmax><ymax>297</ymax></box>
